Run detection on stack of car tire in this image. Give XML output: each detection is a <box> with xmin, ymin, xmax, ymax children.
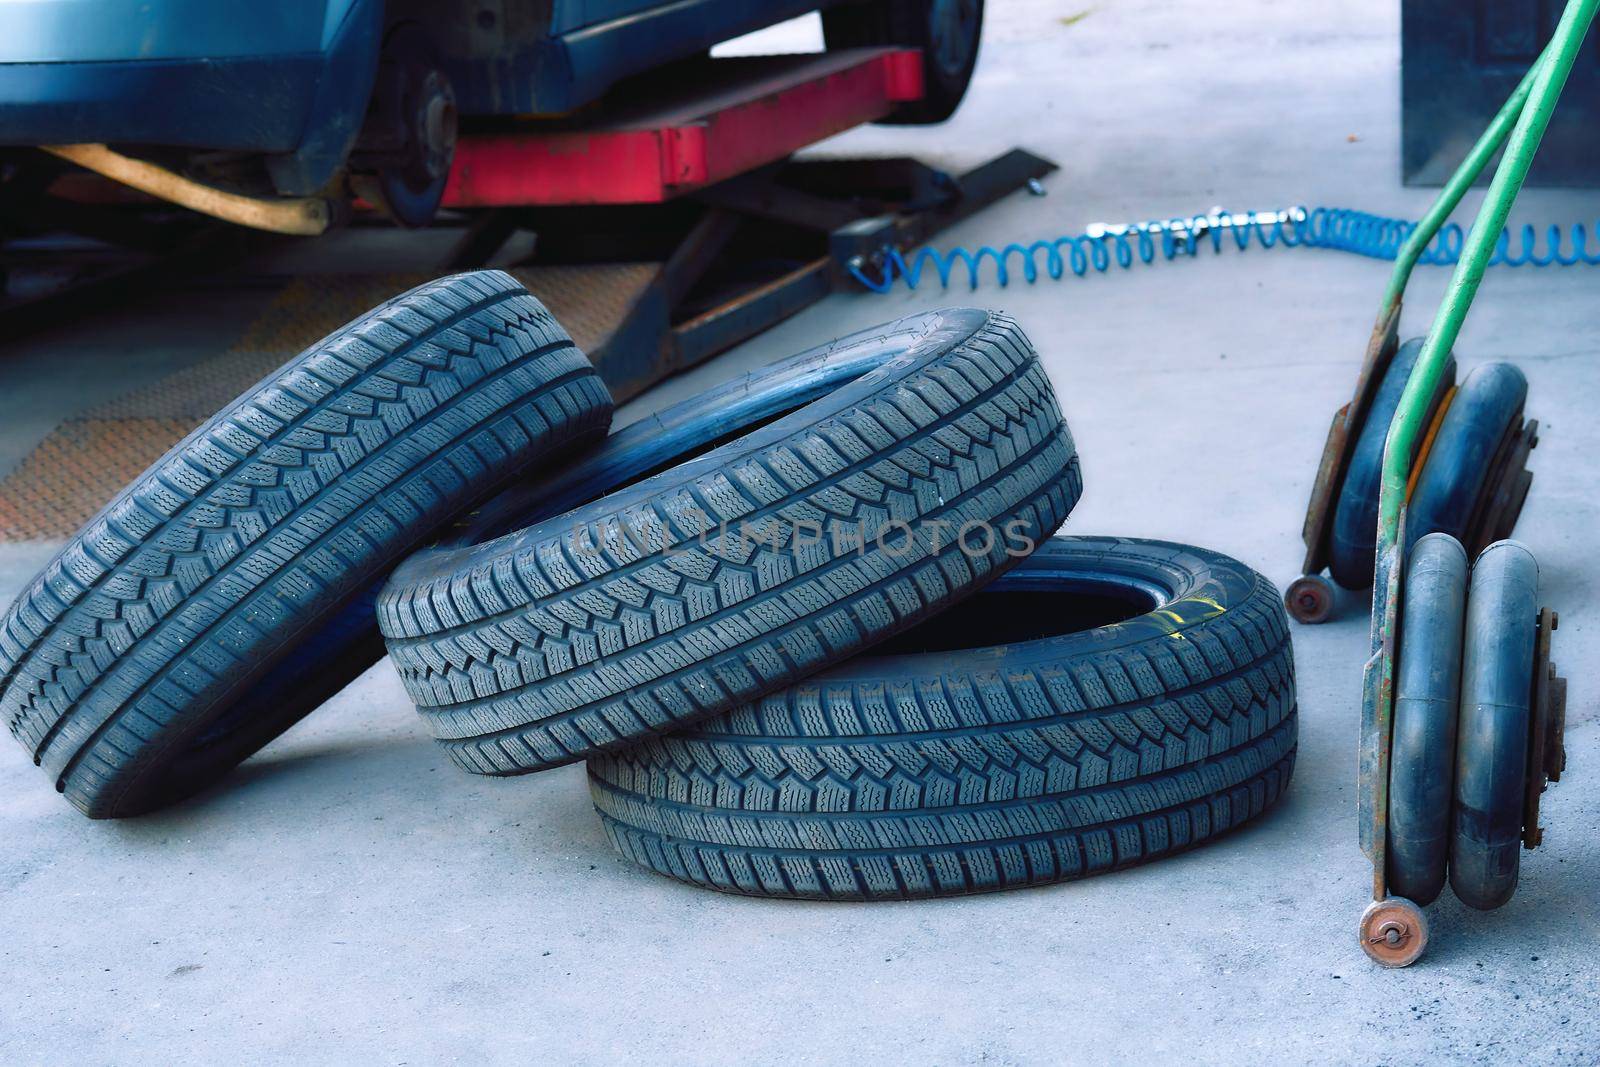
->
<box><xmin>0</xmin><ymin>272</ymin><xmax>1296</xmax><ymax>899</ymax></box>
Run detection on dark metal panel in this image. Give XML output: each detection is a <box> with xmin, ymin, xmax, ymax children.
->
<box><xmin>1403</xmin><ymin>0</ymin><xmax>1600</xmax><ymax>186</ymax></box>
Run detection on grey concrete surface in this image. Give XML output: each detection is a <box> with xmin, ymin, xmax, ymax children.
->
<box><xmin>3</xmin><ymin>1</ymin><xmax>1599</xmax><ymax>1063</ymax></box>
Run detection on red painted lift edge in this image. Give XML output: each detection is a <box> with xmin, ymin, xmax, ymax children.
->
<box><xmin>442</xmin><ymin>48</ymin><xmax>925</xmax><ymax>208</ymax></box>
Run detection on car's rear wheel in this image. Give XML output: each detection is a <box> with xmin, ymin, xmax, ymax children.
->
<box><xmin>823</xmin><ymin>0</ymin><xmax>983</xmax><ymax>125</ymax></box>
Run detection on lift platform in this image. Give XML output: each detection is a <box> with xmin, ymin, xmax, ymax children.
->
<box><xmin>444</xmin><ymin>48</ymin><xmax>926</xmax><ymax>207</ymax></box>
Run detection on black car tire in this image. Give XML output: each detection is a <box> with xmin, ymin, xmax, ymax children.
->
<box><xmin>0</xmin><ymin>270</ymin><xmax>612</xmax><ymax>816</ymax></box>
<box><xmin>379</xmin><ymin>309</ymin><xmax>1080</xmax><ymax>774</ymax></box>
<box><xmin>588</xmin><ymin>536</ymin><xmax>1297</xmax><ymax>899</ymax></box>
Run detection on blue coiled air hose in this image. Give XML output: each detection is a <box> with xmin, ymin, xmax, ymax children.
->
<box><xmin>846</xmin><ymin>206</ymin><xmax>1600</xmax><ymax>293</ymax></box>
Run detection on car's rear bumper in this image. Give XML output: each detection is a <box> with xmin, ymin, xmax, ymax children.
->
<box><xmin>0</xmin><ymin>54</ymin><xmax>325</xmax><ymax>151</ymax></box>
<box><xmin>0</xmin><ymin>0</ymin><xmax>382</xmax><ymax>195</ymax></box>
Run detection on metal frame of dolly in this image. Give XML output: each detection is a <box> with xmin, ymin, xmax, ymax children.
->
<box><xmin>1284</xmin><ymin>50</ymin><xmax>1553</xmax><ymax>626</ymax></box>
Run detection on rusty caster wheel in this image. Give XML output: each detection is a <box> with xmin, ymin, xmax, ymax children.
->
<box><xmin>1360</xmin><ymin>897</ymin><xmax>1429</xmax><ymax>968</ymax></box>
<box><xmin>1285</xmin><ymin>573</ymin><xmax>1336</xmax><ymax>625</ymax></box>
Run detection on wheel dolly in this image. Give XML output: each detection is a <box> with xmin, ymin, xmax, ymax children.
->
<box><xmin>1283</xmin><ymin>71</ymin><xmax>1548</xmax><ymax>628</ymax></box>
<box><xmin>1290</xmin><ymin>0</ymin><xmax>1593</xmax><ymax>967</ymax></box>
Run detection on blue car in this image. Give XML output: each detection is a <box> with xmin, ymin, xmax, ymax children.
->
<box><xmin>0</xmin><ymin>0</ymin><xmax>981</xmax><ymax>226</ymax></box>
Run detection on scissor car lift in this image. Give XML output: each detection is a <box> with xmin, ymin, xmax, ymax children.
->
<box><xmin>4</xmin><ymin>47</ymin><xmax>1051</xmax><ymax>395</ymax></box>
<box><xmin>432</xmin><ymin>47</ymin><xmax>1053</xmax><ymax>400</ymax></box>
<box><xmin>0</xmin><ymin>47</ymin><xmax>1054</xmax><ymax>538</ymax></box>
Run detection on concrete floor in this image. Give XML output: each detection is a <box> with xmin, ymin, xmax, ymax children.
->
<box><xmin>4</xmin><ymin>1</ymin><xmax>1599</xmax><ymax>1062</ymax></box>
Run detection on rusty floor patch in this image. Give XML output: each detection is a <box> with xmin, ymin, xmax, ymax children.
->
<box><xmin>0</xmin><ymin>265</ymin><xmax>654</xmax><ymax>541</ymax></box>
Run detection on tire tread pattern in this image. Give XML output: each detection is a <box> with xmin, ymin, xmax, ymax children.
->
<box><xmin>0</xmin><ymin>270</ymin><xmax>612</xmax><ymax>815</ymax></box>
<box><xmin>587</xmin><ymin>542</ymin><xmax>1296</xmax><ymax>899</ymax></box>
<box><xmin>379</xmin><ymin>314</ymin><xmax>1080</xmax><ymax>775</ymax></box>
